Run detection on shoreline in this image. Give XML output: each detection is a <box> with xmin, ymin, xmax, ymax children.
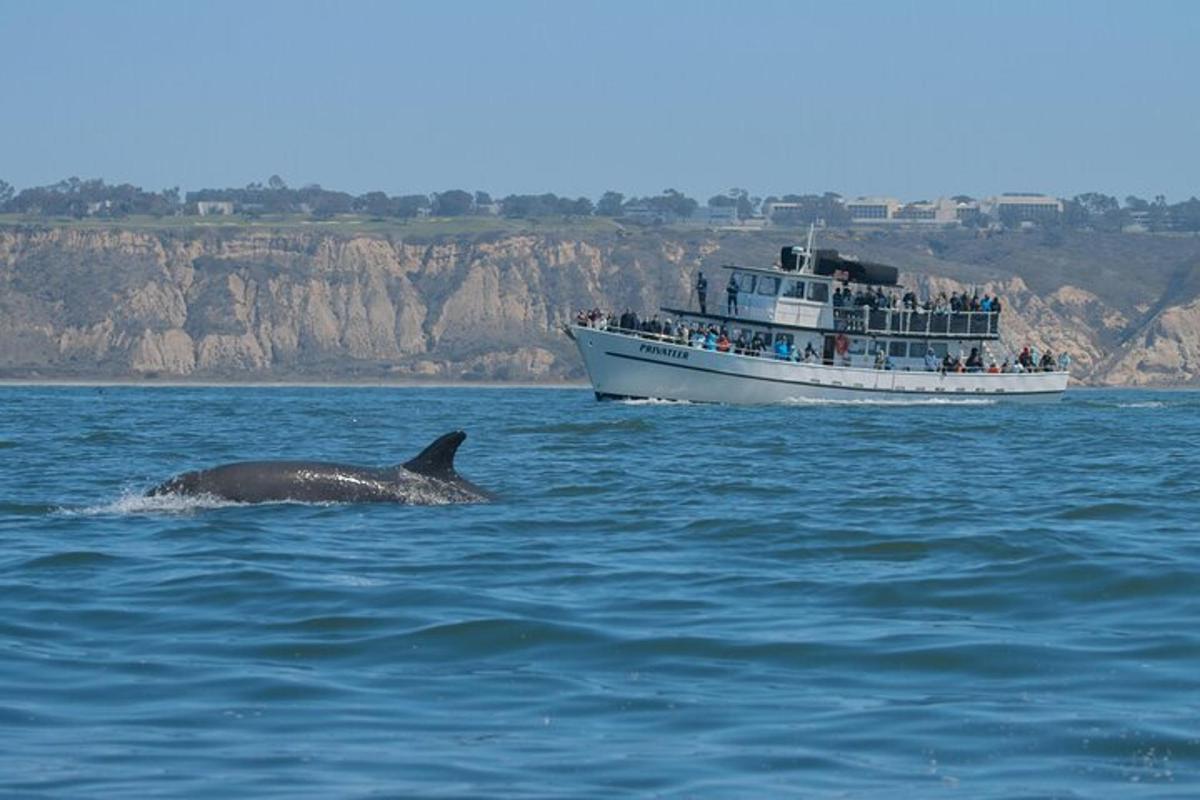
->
<box><xmin>0</xmin><ymin>378</ymin><xmax>592</xmax><ymax>389</ymax></box>
<box><xmin>0</xmin><ymin>379</ymin><xmax>1192</xmax><ymax>392</ymax></box>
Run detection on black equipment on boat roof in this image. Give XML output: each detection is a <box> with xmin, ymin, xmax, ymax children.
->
<box><xmin>781</xmin><ymin>246</ymin><xmax>899</xmax><ymax>286</ymax></box>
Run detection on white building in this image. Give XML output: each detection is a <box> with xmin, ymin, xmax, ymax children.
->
<box><xmin>892</xmin><ymin>198</ymin><xmax>960</xmax><ymax>224</ymax></box>
<box><xmin>845</xmin><ymin>196</ymin><xmax>902</xmax><ymax>222</ymax></box>
<box><xmin>197</xmin><ymin>201</ymin><xmax>234</xmax><ymax>216</ymax></box>
<box><xmin>983</xmin><ymin>194</ymin><xmax>1063</xmax><ymax>223</ymax></box>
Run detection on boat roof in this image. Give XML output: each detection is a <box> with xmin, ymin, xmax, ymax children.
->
<box><xmin>722</xmin><ymin>247</ymin><xmax>900</xmax><ymax>287</ymax></box>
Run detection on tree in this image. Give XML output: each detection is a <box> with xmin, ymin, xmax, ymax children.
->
<box><xmin>394</xmin><ymin>194</ymin><xmax>430</xmax><ymax>217</ymax></box>
<box><xmin>596</xmin><ymin>191</ymin><xmax>624</xmax><ymax>216</ymax></box>
<box><xmin>474</xmin><ymin>191</ymin><xmax>492</xmax><ymax>207</ymax></box>
<box><xmin>433</xmin><ymin>189</ymin><xmax>473</xmax><ymax>216</ymax></box>
<box><xmin>355</xmin><ymin>191</ymin><xmax>392</xmax><ymax>217</ymax></box>
<box><xmin>0</xmin><ymin>179</ymin><xmax>12</xmax><ymax>209</ymax></box>
<box><xmin>1074</xmin><ymin>192</ymin><xmax>1119</xmax><ymax>217</ymax></box>
<box><xmin>1170</xmin><ymin>197</ymin><xmax>1200</xmax><ymax>231</ymax></box>
<box><xmin>566</xmin><ymin>196</ymin><xmax>594</xmax><ymax>217</ymax></box>
<box><xmin>268</xmin><ymin>174</ymin><xmax>287</xmax><ymax>191</ymax></box>
<box><xmin>645</xmin><ymin>188</ymin><xmax>697</xmax><ymax>219</ymax></box>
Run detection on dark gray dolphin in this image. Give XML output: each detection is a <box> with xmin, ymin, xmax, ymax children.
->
<box><xmin>148</xmin><ymin>430</ymin><xmax>494</xmax><ymax>504</ymax></box>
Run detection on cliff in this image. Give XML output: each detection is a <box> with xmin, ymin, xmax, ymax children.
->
<box><xmin>1</xmin><ymin>224</ymin><xmax>1198</xmax><ymax>385</ymax></box>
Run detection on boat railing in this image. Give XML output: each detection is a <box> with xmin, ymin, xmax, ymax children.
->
<box><xmin>576</xmin><ymin>322</ymin><xmax>1066</xmax><ymax>373</ymax></box>
<box><xmin>833</xmin><ymin>308</ymin><xmax>999</xmax><ymax>338</ymax></box>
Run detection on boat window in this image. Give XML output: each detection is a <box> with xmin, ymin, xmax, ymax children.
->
<box><xmin>782</xmin><ymin>279</ymin><xmax>805</xmax><ymax>298</ymax></box>
<box><xmin>888</xmin><ymin>341</ymin><xmax>907</xmax><ymax>357</ymax></box>
<box><xmin>907</xmin><ymin>342</ymin><xmax>927</xmax><ymax>358</ymax></box>
<box><xmin>928</xmin><ymin>342</ymin><xmax>949</xmax><ymax>358</ymax></box>
<box><xmin>807</xmin><ymin>282</ymin><xmax>829</xmax><ymax>303</ymax></box>
<box><xmin>756</xmin><ymin>276</ymin><xmax>780</xmax><ymax>296</ymax></box>
<box><xmin>733</xmin><ymin>272</ymin><xmax>756</xmax><ymax>294</ymax></box>
<box><xmin>848</xmin><ymin>338</ymin><xmax>867</xmax><ymax>355</ymax></box>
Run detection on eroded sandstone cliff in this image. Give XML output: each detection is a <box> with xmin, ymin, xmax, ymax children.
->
<box><xmin>0</xmin><ymin>225</ymin><xmax>1197</xmax><ymax>384</ymax></box>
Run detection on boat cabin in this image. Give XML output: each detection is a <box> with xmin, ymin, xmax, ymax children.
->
<box><xmin>661</xmin><ymin>245</ymin><xmax>1004</xmax><ymax>370</ymax></box>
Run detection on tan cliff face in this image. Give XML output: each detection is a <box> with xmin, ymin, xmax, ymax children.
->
<box><xmin>0</xmin><ymin>226</ymin><xmax>1197</xmax><ymax>385</ymax></box>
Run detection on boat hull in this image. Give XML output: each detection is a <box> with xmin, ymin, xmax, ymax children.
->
<box><xmin>571</xmin><ymin>327</ymin><xmax>1067</xmax><ymax>404</ymax></box>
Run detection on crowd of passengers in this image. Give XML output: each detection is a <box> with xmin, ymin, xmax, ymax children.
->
<box><xmin>926</xmin><ymin>345</ymin><xmax>1069</xmax><ymax>374</ymax></box>
<box><xmin>574</xmin><ymin>308</ymin><xmax>1069</xmax><ymax>373</ymax></box>
<box><xmin>833</xmin><ymin>287</ymin><xmax>1002</xmax><ymax>314</ymax></box>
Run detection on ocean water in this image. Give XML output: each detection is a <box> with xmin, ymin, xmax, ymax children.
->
<box><xmin>1</xmin><ymin>386</ymin><xmax>1197</xmax><ymax>798</ymax></box>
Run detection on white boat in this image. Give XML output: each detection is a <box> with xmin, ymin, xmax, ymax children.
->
<box><xmin>568</xmin><ymin>238</ymin><xmax>1068</xmax><ymax>404</ymax></box>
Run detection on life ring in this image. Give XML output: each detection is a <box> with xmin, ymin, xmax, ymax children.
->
<box><xmin>834</xmin><ymin>334</ymin><xmax>850</xmax><ymax>355</ymax></box>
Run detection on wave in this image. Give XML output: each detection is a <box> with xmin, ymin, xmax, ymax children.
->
<box><xmin>20</xmin><ymin>551</ymin><xmax>125</xmax><ymax>569</ymax></box>
<box><xmin>506</xmin><ymin>418</ymin><xmax>655</xmax><ymax>435</ymax></box>
<box><xmin>1117</xmin><ymin>401</ymin><xmax>1167</xmax><ymax>409</ymax></box>
<box><xmin>781</xmin><ymin>395</ymin><xmax>998</xmax><ymax>407</ymax></box>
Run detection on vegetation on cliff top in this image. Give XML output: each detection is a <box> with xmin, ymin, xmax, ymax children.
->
<box><xmin>4</xmin><ymin>176</ymin><xmax>1200</xmax><ymax>233</ymax></box>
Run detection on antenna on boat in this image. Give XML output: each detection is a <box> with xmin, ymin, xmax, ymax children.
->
<box><xmin>805</xmin><ymin>222</ymin><xmax>816</xmax><ymax>255</ymax></box>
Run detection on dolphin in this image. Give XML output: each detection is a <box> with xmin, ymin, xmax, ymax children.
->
<box><xmin>147</xmin><ymin>430</ymin><xmax>493</xmax><ymax>504</ymax></box>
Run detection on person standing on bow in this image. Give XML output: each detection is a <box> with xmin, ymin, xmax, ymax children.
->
<box><xmin>726</xmin><ymin>274</ymin><xmax>740</xmax><ymax>316</ymax></box>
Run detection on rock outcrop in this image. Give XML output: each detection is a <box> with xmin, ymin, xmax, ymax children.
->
<box><xmin>0</xmin><ymin>225</ymin><xmax>1197</xmax><ymax>384</ymax></box>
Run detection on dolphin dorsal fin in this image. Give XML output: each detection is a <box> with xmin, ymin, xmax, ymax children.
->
<box><xmin>402</xmin><ymin>431</ymin><xmax>466</xmax><ymax>477</ymax></box>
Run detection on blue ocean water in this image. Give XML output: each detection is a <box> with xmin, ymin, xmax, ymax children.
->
<box><xmin>0</xmin><ymin>386</ymin><xmax>1197</xmax><ymax>798</ymax></box>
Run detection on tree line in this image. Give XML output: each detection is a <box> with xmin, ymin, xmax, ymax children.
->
<box><xmin>2</xmin><ymin>176</ymin><xmax>1199</xmax><ymax>232</ymax></box>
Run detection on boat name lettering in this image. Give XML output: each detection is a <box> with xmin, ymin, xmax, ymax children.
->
<box><xmin>639</xmin><ymin>344</ymin><xmax>689</xmax><ymax>360</ymax></box>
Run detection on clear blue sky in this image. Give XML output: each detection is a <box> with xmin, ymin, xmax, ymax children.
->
<box><xmin>2</xmin><ymin>0</ymin><xmax>1198</xmax><ymax>202</ymax></box>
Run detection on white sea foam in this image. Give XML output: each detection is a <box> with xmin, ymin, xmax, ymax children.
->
<box><xmin>62</xmin><ymin>490</ymin><xmax>250</xmax><ymax>516</ymax></box>
<box><xmin>1117</xmin><ymin>401</ymin><xmax>1166</xmax><ymax>409</ymax></box>
<box><xmin>616</xmin><ymin>398</ymin><xmax>694</xmax><ymax>406</ymax></box>
<box><xmin>782</xmin><ymin>396</ymin><xmax>997</xmax><ymax>407</ymax></box>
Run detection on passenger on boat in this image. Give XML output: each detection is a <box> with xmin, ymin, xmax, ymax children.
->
<box><xmin>873</xmin><ymin>349</ymin><xmax>886</xmax><ymax>370</ymax></box>
<box><xmin>1018</xmin><ymin>346</ymin><xmax>1034</xmax><ymax>370</ymax></box>
<box><xmin>696</xmin><ymin>272</ymin><xmax>708</xmax><ymax>315</ymax></box>
<box><xmin>1039</xmin><ymin>350</ymin><xmax>1056</xmax><ymax>371</ymax></box>
<box><xmin>704</xmin><ymin>330</ymin><xmax>718</xmax><ymax>350</ymax></box>
<box><xmin>717</xmin><ymin>332</ymin><xmax>731</xmax><ymax>352</ymax></box>
<box><xmin>803</xmin><ymin>341</ymin><xmax>819</xmax><ymax>363</ymax></box>
<box><xmin>726</xmin><ymin>275</ymin><xmax>740</xmax><ymax>316</ymax></box>
<box><xmin>988</xmin><ymin>362</ymin><xmax>1001</xmax><ymax>374</ymax></box>
<box><xmin>749</xmin><ymin>332</ymin><xmax>765</xmax><ymax>356</ymax></box>
<box><xmin>924</xmin><ymin>347</ymin><xmax>939</xmax><ymax>372</ymax></box>
<box><xmin>1057</xmin><ymin>352</ymin><xmax>1071</xmax><ymax>372</ymax></box>
<box><xmin>774</xmin><ymin>339</ymin><xmax>790</xmax><ymax>360</ymax></box>
<box><xmin>965</xmin><ymin>347</ymin><xmax>984</xmax><ymax>372</ymax></box>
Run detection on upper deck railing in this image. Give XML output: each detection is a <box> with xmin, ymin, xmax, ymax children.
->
<box><xmin>833</xmin><ymin>308</ymin><xmax>1000</xmax><ymax>338</ymax></box>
